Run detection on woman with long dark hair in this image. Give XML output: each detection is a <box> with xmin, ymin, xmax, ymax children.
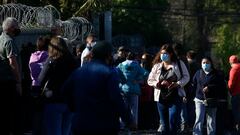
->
<box><xmin>148</xmin><ymin>44</ymin><xmax>190</xmax><ymax>134</ymax></box>
<box><xmin>39</xmin><ymin>37</ymin><xmax>78</xmax><ymax>135</ymax></box>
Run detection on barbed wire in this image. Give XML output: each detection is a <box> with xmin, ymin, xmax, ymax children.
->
<box><xmin>0</xmin><ymin>3</ymin><xmax>92</xmax><ymax>42</ymax></box>
<box><xmin>60</xmin><ymin>17</ymin><xmax>93</xmax><ymax>42</ymax></box>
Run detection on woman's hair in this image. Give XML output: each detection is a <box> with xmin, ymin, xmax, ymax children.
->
<box><xmin>201</xmin><ymin>56</ymin><xmax>215</xmax><ymax>70</ymax></box>
<box><xmin>48</xmin><ymin>36</ymin><xmax>72</xmax><ymax>59</ymax></box>
<box><xmin>152</xmin><ymin>44</ymin><xmax>178</xmax><ymax>65</ymax></box>
<box><xmin>36</xmin><ymin>36</ymin><xmax>50</xmax><ymax>51</ymax></box>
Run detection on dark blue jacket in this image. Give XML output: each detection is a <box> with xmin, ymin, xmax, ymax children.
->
<box><xmin>192</xmin><ymin>69</ymin><xmax>227</xmax><ymax>100</ymax></box>
<box><xmin>62</xmin><ymin>59</ymin><xmax>132</xmax><ymax>133</ymax></box>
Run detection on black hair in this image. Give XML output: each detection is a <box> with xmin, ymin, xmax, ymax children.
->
<box><xmin>201</xmin><ymin>56</ymin><xmax>215</xmax><ymax>70</ymax></box>
<box><xmin>91</xmin><ymin>41</ymin><xmax>112</xmax><ymax>60</ymax></box>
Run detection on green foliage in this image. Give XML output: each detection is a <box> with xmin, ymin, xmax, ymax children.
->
<box><xmin>205</xmin><ymin>0</ymin><xmax>240</xmax><ymax>11</ymax></box>
<box><xmin>53</xmin><ymin>0</ymin><xmax>111</xmax><ymax>19</ymax></box>
<box><xmin>112</xmin><ymin>0</ymin><xmax>171</xmax><ymax>46</ymax></box>
<box><xmin>213</xmin><ymin>24</ymin><xmax>240</xmax><ymax>73</ymax></box>
<box><xmin>74</xmin><ymin>0</ymin><xmax>111</xmax><ymax>16</ymax></box>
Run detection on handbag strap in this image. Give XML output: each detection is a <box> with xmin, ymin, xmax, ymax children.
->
<box><xmin>177</xmin><ymin>60</ymin><xmax>183</xmax><ymax>79</ymax></box>
<box><xmin>41</xmin><ymin>80</ymin><xmax>49</xmax><ymax>95</ymax></box>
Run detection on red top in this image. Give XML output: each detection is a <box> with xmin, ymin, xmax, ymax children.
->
<box><xmin>228</xmin><ymin>63</ymin><xmax>240</xmax><ymax>96</ymax></box>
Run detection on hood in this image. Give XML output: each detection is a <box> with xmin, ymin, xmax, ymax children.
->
<box><xmin>29</xmin><ymin>51</ymin><xmax>48</xmax><ymax>63</ymax></box>
<box><xmin>122</xmin><ymin>60</ymin><xmax>137</xmax><ymax>65</ymax></box>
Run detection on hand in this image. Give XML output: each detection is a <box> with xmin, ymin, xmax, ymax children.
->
<box><xmin>44</xmin><ymin>90</ymin><xmax>53</xmax><ymax>98</ymax></box>
<box><xmin>183</xmin><ymin>97</ymin><xmax>187</xmax><ymax>103</ymax></box>
<box><xmin>203</xmin><ymin>86</ymin><xmax>208</xmax><ymax>93</ymax></box>
<box><xmin>161</xmin><ymin>80</ymin><xmax>170</xmax><ymax>86</ymax></box>
<box><xmin>168</xmin><ymin>82</ymin><xmax>179</xmax><ymax>90</ymax></box>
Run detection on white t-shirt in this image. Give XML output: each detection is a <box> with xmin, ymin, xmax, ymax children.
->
<box><xmin>80</xmin><ymin>42</ymin><xmax>96</xmax><ymax>66</ymax></box>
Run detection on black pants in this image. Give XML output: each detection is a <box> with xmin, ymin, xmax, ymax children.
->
<box><xmin>0</xmin><ymin>81</ymin><xmax>23</xmax><ymax>135</ymax></box>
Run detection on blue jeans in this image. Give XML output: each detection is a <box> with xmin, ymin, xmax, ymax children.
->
<box><xmin>180</xmin><ymin>102</ymin><xmax>188</xmax><ymax>125</ymax></box>
<box><xmin>181</xmin><ymin>100</ymin><xmax>196</xmax><ymax>127</ymax></box>
<box><xmin>43</xmin><ymin>103</ymin><xmax>73</xmax><ymax>135</ymax></box>
<box><xmin>231</xmin><ymin>94</ymin><xmax>240</xmax><ymax>126</ymax></box>
<box><xmin>193</xmin><ymin>99</ymin><xmax>217</xmax><ymax>135</ymax></box>
<box><xmin>157</xmin><ymin>97</ymin><xmax>181</xmax><ymax>134</ymax></box>
<box><xmin>125</xmin><ymin>94</ymin><xmax>139</xmax><ymax>127</ymax></box>
<box><xmin>187</xmin><ymin>100</ymin><xmax>196</xmax><ymax>127</ymax></box>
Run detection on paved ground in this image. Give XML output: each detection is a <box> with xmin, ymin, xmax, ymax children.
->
<box><xmin>23</xmin><ymin>129</ymin><xmax>238</xmax><ymax>135</ymax></box>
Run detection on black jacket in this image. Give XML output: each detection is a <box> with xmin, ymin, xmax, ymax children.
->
<box><xmin>192</xmin><ymin>69</ymin><xmax>227</xmax><ymax>101</ymax></box>
<box><xmin>39</xmin><ymin>56</ymin><xmax>78</xmax><ymax>102</ymax></box>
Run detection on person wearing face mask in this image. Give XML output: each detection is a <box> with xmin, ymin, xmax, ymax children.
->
<box><xmin>148</xmin><ymin>44</ymin><xmax>190</xmax><ymax>135</ymax></box>
<box><xmin>0</xmin><ymin>17</ymin><xmax>22</xmax><ymax>135</ymax></box>
<box><xmin>80</xmin><ymin>33</ymin><xmax>97</xmax><ymax>66</ymax></box>
<box><xmin>192</xmin><ymin>57</ymin><xmax>227</xmax><ymax>135</ymax></box>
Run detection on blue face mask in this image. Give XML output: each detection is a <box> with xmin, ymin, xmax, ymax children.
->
<box><xmin>160</xmin><ymin>53</ymin><xmax>169</xmax><ymax>62</ymax></box>
<box><xmin>202</xmin><ymin>63</ymin><xmax>211</xmax><ymax>72</ymax></box>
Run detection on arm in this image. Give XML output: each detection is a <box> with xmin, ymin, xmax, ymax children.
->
<box><xmin>177</xmin><ymin>60</ymin><xmax>190</xmax><ymax>87</ymax></box>
<box><xmin>9</xmin><ymin>55</ymin><xmax>22</xmax><ymax>95</ymax></box>
<box><xmin>107</xmin><ymin>70</ymin><xmax>133</xmax><ymax>126</ymax></box>
<box><xmin>191</xmin><ymin>71</ymin><xmax>198</xmax><ymax>96</ymax></box>
<box><xmin>205</xmin><ymin>72</ymin><xmax>226</xmax><ymax>98</ymax></box>
<box><xmin>5</xmin><ymin>40</ymin><xmax>21</xmax><ymax>95</ymax></box>
<box><xmin>38</xmin><ymin>58</ymin><xmax>51</xmax><ymax>86</ymax></box>
<box><xmin>228</xmin><ymin>68</ymin><xmax>238</xmax><ymax>94</ymax></box>
<box><xmin>116</xmin><ymin>63</ymin><xmax>126</xmax><ymax>84</ymax></box>
<box><xmin>142</xmin><ymin>68</ymin><xmax>150</xmax><ymax>81</ymax></box>
<box><xmin>147</xmin><ymin>64</ymin><xmax>160</xmax><ymax>88</ymax></box>
<box><xmin>61</xmin><ymin>72</ymin><xmax>75</xmax><ymax>111</ymax></box>
<box><xmin>136</xmin><ymin>63</ymin><xmax>148</xmax><ymax>83</ymax></box>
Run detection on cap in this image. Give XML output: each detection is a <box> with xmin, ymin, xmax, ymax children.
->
<box><xmin>229</xmin><ymin>55</ymin><xmax>239</xmax><ymax>63</ymax></box>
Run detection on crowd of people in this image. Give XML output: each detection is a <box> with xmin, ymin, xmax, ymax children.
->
<box><xmin>1</xmin><ymin>17</ymin><xmax>240</xmax><ymax>135</ymax></box>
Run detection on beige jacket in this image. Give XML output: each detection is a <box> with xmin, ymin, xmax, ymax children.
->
<box><xmin>147</xmin><ymin>60</ymin><xmax>190</xmax><ymax>102</ymax></box>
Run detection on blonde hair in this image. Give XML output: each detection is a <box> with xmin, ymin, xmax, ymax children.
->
<box><xmin>48</xmin><ymin>37</ymin><xmax>71</xmax><ymax>59</ymax></box>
